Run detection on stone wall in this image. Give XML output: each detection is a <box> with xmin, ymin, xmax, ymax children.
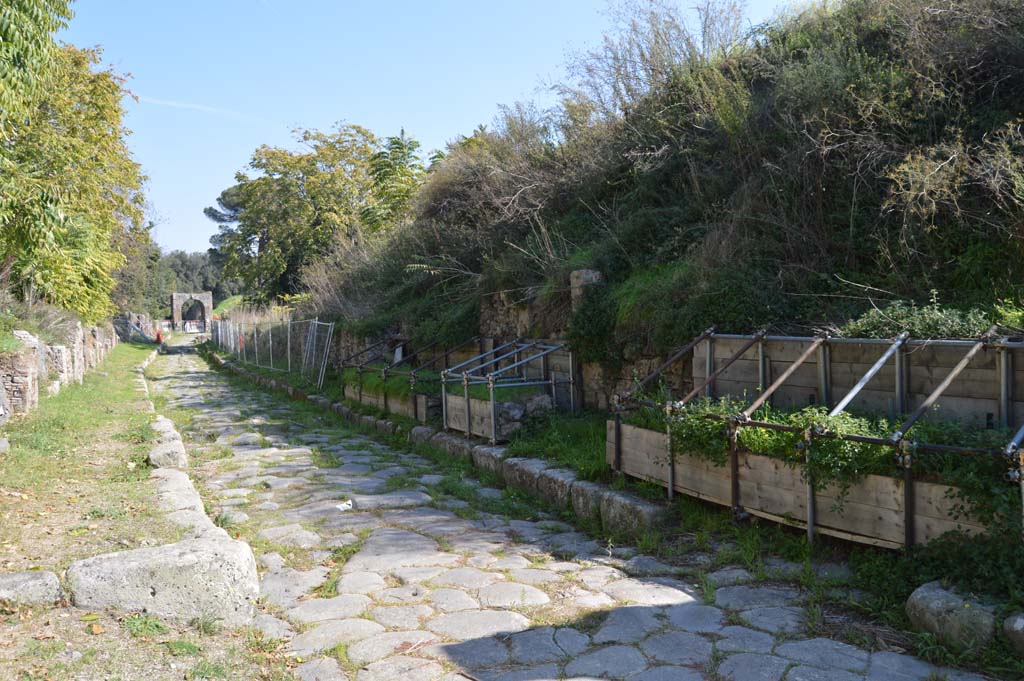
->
<box><xmin>0</xmin><ymin>321</ymin><xmax>117</xmax><ymax>418</ymax></box>
<box><xmin>0</xmin><ymin>340</ymin><xmax>40</xmax><ymax>414</ymax></box>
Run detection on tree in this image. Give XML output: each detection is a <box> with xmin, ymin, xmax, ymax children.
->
<box><xmin>0</xmin><ymin>44</ymin><xmax>146</xmax><ymax>321</ymax></box>
<box><xmin>0</xmin><ymin>0</ymin><xmax>73</xmax><ymax>135</ymax></box>
<box><xmin>205</xmin><ymin>124</ymin><xmax>376</xmax><ymax>301</ymax></box>
<box><xmin>360</xmin><ymin>130</ymin><xmax>426</xmax><ymax>231</ymax></box>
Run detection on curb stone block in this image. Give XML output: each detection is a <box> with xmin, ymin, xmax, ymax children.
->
<box><xmin>430</xmin><ymin>432</ymin><xmax>475</xmax><ymax>460</ymax></box>
<box><xmin>600</xmin><ymin>489</ymin><xmax>666</xmax><ymax>537</ymax></box>
<box><xmin>148</xmin><ymin>439</ymin><xmax>188</xmax><ymax>468</ymax></box>
<box><xmin>0</xmin><ymin>570</ymin><xmax>63</xmax><ymax>606</ymax></box>
<box><xmin>906</xmin><ymin>581</ymin><xmax>995</xmax><ymax>651</ymax></box>
<box><xmin>502</xmin><ymin>458</ymin><xmax>551</xmax><ymax>498</ymax></box>
<box><xmin>409</xmin><ymin>426</ymin><xmax>436</xmax><ymax>444</ymax></box>
<box><xmin>66</xmin><ymin>538</ymin><xmax>258</xmax><ymax>626</ymax></box>
<box><xmin>571</xmin><ymin>480</ymin><xmax>607</xmax><ymax>523</ymax></box>
<box><xmin>471</xmin><ymin>445</ymin><xmax>508</xmax><ymax>478</ymax></box>
<box><xmin>535</xmin><ymin>467</ymin><xmax>579</xmax><ymax>512</ymax></box>
<box><xmin>1004</xmin><ymin>613</ymin><xmax>1024</xmax><ymax>657</ymax></box>
<box><xmin>360</xmin><ymin>415</ymin><xmax>377</xmax><ymax>430</ymax></box>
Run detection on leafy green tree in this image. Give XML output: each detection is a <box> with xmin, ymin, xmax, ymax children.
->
<box><xmin>0</xmin><ymin>44</ymin><xmax>146</xmax><ymax>322</ymax></box>
<box><xmin>360</xmin><ymin>130</ymin><xmax>426</xmax><ymax>231</ymax></box>
<box><xmin>205</xmin><ymin>124</ymin><xmax>376</xmax><ymax>301</ymax></box>
<box><xmin>0</xmin><ymin>0</ymin><xmax>72</xmax><ymax>135</ymax></box>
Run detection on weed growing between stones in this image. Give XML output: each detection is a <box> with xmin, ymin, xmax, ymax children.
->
<box><xmin>316</xmin><ymin>530</ymin><xmax>371</xmax><ymax>598</ymax></box>
<box><xmin>122</xmin><ymin>613</ymin><xmax>169</xmax><ymax>638</ymax></box>
<box><xmin>190</xmin><ymin>612</ymin><xmax>222</xmax><ymax>636</ymax></box>
<box><xmin>165</xmin><ymin>639</ymin><xmax>201</xmax><ymax>656</ymax></box>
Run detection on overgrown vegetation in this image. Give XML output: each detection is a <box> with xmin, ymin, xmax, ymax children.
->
<box><xmin>204</xmin><ymin>0</ymin><xmax>1024</xmax><ymax>354</ymax></box>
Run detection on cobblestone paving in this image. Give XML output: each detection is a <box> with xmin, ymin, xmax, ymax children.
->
<box><xmin>152</xmin><ymin>350</ymin><xmax>987</xmax><ymax>681</ymax></box>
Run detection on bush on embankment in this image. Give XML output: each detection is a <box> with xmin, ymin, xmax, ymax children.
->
<box><xmin>298</xmin><ymin>0</ymin><xmax>1024</xmax><ymax>362</ymax></box>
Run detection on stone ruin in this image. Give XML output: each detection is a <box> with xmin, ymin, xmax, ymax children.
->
<box><xmin>0</xmin><ymin>322</ymin><xmax>116</xmax><ymax>417</ymax></box>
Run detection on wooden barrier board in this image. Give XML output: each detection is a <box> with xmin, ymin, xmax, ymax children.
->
<box><xmin>342</xmin><ymin>385</ymin><xmax>433</xmax><ymax>423</ymax></box>
<box><xmin>444</xmin><ymin>393</ymin><xmax>497</xmax><ymax>440</ymax></box>
<box><xmin>691</xmin><ymin>337</ymin><xmax>1021</xmax><ymax>426</ymax></box>
<box><xmin>606</xmin><ymin>421</ymin><xmax>986</xmax><ymax>548</ymax></box>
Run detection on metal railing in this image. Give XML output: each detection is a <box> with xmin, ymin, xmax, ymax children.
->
<box><xmin>441</xmin><ymin>339</ymin><xmax>577</xmax><ymax>444</ymax></box>
<box><xmin>613</xmin><ymin>327</ymin><xmax>1022</xmax><ymax>548</ymax></box>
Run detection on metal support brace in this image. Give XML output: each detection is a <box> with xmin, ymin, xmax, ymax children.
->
<box><xmin>757</xmin><ymin>339</ymin><xmax>767</xmax><ymax>394</ymax></box>
<box><xmin>568</xmin><ymin>351</ymin><xmax>577</xmax><ymax>413</ymax></box>
<box><xmin>800</xmin><ymin>430</ymin><xmax>816</xmax><ymax>544</ymax></box>
<box><xmin>665</xmin><ymin>403</ymin><xmax>675</xmax><ymax>501</ymax></box>
<box><xmin>705</xmin><ymin>336</ymin><xmax>716</xmax><ymax>398</ymax></box>
<box><xmin>900</xmin><ymin>440</ymin><xmax>917</xmax><ymax>549</ymax></box>
<box><xmin>728</xmin><ymin>420</ymin><xmax>742</xmax><ymax>517</ymax></box>
<box><xmin>463</xmin><ymin>372</ymin><xmax>472</xmax><ymax>442</ymax></box>
<box><xmin>613</xmin><ymin>411</ymin><xmax>623</xmax><ymax>472</ymax></box>
<box><xmin>489</xmin><ymin>375</ymin><xmax>498</xmax><ymax>445</ymax></box>
<box><xmin>890</xmin><ymin>327</ymin><xmax>997</xmax><ymax>442</ymax></box>
<box><xmin>441</xmin><ymin>370</ymin><xmax>449</xmax><ymax>431</ymax></box>
<box><xmin>744</xmin><ymin>338</ymin><xmax>826</xmax><ymax>419</ymax></box>
<box><xmin>817</xmin><ymin>341</ymin><xmax>831</xmax><ymax>408</ymax></box>
<box><xmin>999</xmin><ymin>347</ymin><xmax>1013</xmax><ymax>428</ymax></box>
<box><xmin>830</xmin><ymin>332</ymin><xmax>909</xmax><ymax>417</ymax></box>
<box><xmin>679</xmin><ymin>332</ymin><xmax>765</xmax><ymax>408</ymax></box>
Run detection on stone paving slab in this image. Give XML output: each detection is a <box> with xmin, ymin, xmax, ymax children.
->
<box><xmin>149</xmin><ymin>351</ymin><xmax>990</xmax><ymax>681</ymax></box>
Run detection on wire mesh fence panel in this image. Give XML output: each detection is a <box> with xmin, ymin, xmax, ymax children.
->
<box><xmin>211</xmin><ymin>318</ymin><xmax>333</xmax><ymax>388</ymax></box>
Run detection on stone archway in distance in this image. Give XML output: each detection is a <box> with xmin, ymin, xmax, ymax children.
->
<box><xmin>170</xmin><ymin>292</ymin><xmax>213</xmax><ymax>332</ymax></box>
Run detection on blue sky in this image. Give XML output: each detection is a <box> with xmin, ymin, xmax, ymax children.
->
<box><xmin>61</xmin><ymin>0</ymin><xmax>780</xmax><ymax>253</ymax></box>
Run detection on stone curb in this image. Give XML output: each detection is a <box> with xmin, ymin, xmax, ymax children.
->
<box><xmin>61</xmin><ymin>350</ymin><xmax>258</xmax><ymax>625</ymax></box>
<box><xmin>206</xmin><ymin>350</ymin><xmax>667</xmax><ymax>541</ymax></box>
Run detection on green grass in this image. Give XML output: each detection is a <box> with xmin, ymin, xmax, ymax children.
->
<box><xmin>0</xmin><ymin>329</ymin><xmax>22</xmax><ymax>354</ymax></box>
<box><xmin>186</xmin><ymin>660</ymin><xmax>228</xmax><ymax>680</ymax></box>
<box><xmin>212</xmin><ymin>295</ymin><xmax>243</xmax><ymax>315</ymax></box>
<box><xmin>507</xmin><ymin>410</ymin><xmax>610</xmax><ymax>481</ymax></box>
<box><xmin>0</xmin><ymin>342</ymin><xmax>181</xmax><ymax>569</ymax></box>
<box><xmin>316</xmin><ymin>531</ymin><xmax>371</xmax><ymax>597</ymax></box>
<box><xmin>165</xmin><ymin>640</ymin><xmax>201</xmax><ymax>657</ymax></box>
<box><xmin>123</xmin><ymin>614</ymin><xmax>169</xmax><ymax>638</ymax></box>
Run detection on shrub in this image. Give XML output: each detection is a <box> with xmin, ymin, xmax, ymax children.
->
<box><xmin>840</xmin><ymin>298</ymin><xmax>993</xmax><ymax>339</ymax></box>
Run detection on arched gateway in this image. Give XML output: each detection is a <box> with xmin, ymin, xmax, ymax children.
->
<box><xmin>170</xmin><ymin>292</ymin><xmax>213</xmax><ymax>332</ymax></box>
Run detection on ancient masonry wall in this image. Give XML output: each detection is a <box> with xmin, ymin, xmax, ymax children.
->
<box><xmin>0</xmin><ymin>322</ymin><xmax>117</xmax><ymax>419</ymax></box>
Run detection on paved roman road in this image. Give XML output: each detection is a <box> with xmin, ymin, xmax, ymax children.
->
<box><xmin>150</xmin><ymin>348</ymin><xmax>985</xmax><ymax>681</ymax></box>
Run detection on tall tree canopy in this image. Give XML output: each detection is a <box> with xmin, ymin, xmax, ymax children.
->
<box><xmin>0</xmin><ymin>0</ymin><xmax>73</xmax><ymax>134</ymax></box>
<box><xmin>206</xmin><ymin>124</ymin><xmax>379</xmax><ymax>301</ymax></box>
<box><xmin>0</xmin><ymin>42</ymin><xmax>146</xmax><ymax>322</ymax></box>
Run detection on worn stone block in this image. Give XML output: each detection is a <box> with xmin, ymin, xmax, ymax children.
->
<box><xmin>600</xmin><ymin>489</ymin><xmax>667</xmax><ymax>538</ymax></box>
<box><xmin>570</xmin><ymin>480</ymin><xmax>606</xmax><ymax>523</ymax></box>
<box><xmin>906</xmin><ymin>581</ymin><xmax>995</xmax><ymax>651</ymax></box>
<box><xmin>534</xmin><ymin>467</ymin><xmax>577</xmax><ymax>511</ymax></box>
<box><xmin>502</xmin><ymin>457</ymin><xmax>551</xmax><ymax>498</ymax></box>
<box><xmin>66</xmin><ymin>538</ymin><xmax>258</xmax><ymax>626</ymax></box>
<box><xmin>471</xmin><ymin>445</ymin><xmax>507</xmax><ymax>478</ymax></box>
<box><xmin>429</xmin><ymin>432</ymin><xmax>474</xmax><ymax>460</ymax></box>
<box><xmin>149</xmin><ymin>439</ymin><xmax>188</xmax><ymax>468</ymax></box>
<box><xmin>0</xmin><ymin>570</ymin><xmax>63</xmax><ymax>606</ymax></box>
<box><xmin>1004</xmin><ymin>613</ymin><xmax>1024</xmax><ymax>657</ymax></box>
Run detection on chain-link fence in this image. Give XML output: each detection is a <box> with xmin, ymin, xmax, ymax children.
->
<box><xmin>211</xmin><ymin>318</ymin><xmax>335</xmax><ymax>390</ymax></box>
